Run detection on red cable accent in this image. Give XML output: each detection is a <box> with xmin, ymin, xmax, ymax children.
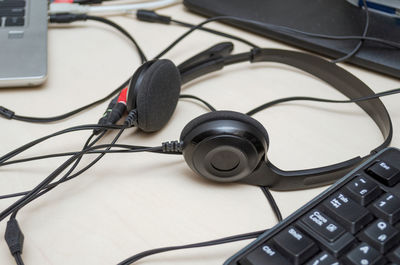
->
<box><xmin>118</xmin><ymin>87</ymin><xmax>128</xmax><ymax>105</ymax></box>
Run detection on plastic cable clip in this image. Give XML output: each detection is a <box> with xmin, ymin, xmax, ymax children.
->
<box><xmin>0</xmin><ymin>106</ymin><xmax>15</xmax><ymax>119</ymax></box>
<box><xmin>5</xmin><ymin>219</ymin><xmax>24</xmax><ymax>255</ymax></box>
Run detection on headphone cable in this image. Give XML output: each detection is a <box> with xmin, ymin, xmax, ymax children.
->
<box><xmin>84</xmin><ymin>15</ymin><xmax>147</xmax><ymax>63</ymax></box>
<box><xmin>1</xmin><ymin>79</ymin><xmax>130</xmax><ymax>123</ymax></box>
<box><xmin>0</xmin><ymin>124</ymin><xmax>124</xmax><ymax>165</ymax></box>
<box><xmin>0</xmin><ymin>14</ymin><xmax>147</xmax><ymax>124</ymax></box>
<box><xmin>0</xmin><ymin>125</ymin><xmax>128</xmax><ymax>222</ymax></box>
<box><xmin>13</xmin><ymin>253</ymin><xmax>24</xmax><ymax>265</ymax></box>
<box><xmin>0</xmin><ymin>143</ymin><xmax>170</xmax><ymax>167</ymax></box>
<box><xmin>9</xmin><ymin>130</ymin><xmax>105</xmax><ymax>220</ymax></box>
<box><xmin>179</xmin><ymin>94</ymin><xmax>217</xmax><ymax>112</ymax></box>
<box><xmin>117</xmin><ymin>229</ymin><xmax>267</xmax><ymax>265</ymax></box>
<box><xmin>3</xmin><ymin>110</ymin><xmax>160</xmax><ymax>221</ymax></box>
<box><xmin>0</xmin><ymin>144</ymin><xmax>163</xmax><ymax>202</ymax></box>
<box><xmin>246</xmin><ymin>87</ymin><xmax>400</xmax><ymax>116</ymax></box>
<box><xmin>0</xmin><ymin>94</ymin><xmax>214</xmax><ymax>166</ymax></box>
<box><xmin>153</xmin><ymin>12</ymin><xmax>399</xmax><ymax>62</ymax></box>
<box><xmin>49</xmin><ymin>14</ymin><xmax>147</xmax><ymax>63</ymax></box>
<box><xmin>260</xmin><ymin>186</ymin><xmax>283</xmax><ymax>222</ymax></box>
<box><xmin>332</xmin><ymin>0</ymin><xmax>369</xmax><ymax>64</ymax></box>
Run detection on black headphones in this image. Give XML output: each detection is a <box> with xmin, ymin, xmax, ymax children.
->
<box><xmin>124</xmin><ymin>43</ymin><xmax>393</xmax><ymax>191</ymax></box>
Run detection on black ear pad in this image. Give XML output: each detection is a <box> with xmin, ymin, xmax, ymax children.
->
<box><xmin>127</xmin><ymin>59</ymin><xmax>181</xmax><ymax>132</ymax></box>
<box><xmin>180</xmin><ymin>110</ymin><xmax>269</xmax><ymax>183</ymax></box>
<box><xmin>180</xmin><ymin>110</ymin><xmax>269</xmax><ymax>145</ymax></box>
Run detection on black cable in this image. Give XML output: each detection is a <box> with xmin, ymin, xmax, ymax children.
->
<box><xmin>0</xmin><ymin>119</ymin><xmax>178</xmax><ymax>206</ymax></box>
<box><xmin>0</xmin><ymin>145</ymin><xmax>162</xmax><ymax>200</ymax></box>
<box><xmin>0</xmin><ymin>146</ymin><xmax>162</xmax><ymax>200</ymax></box>
<box><xmin>83</xmin><ymin>15</ymin><xmax>147</xmax><ymax>63</ymax></box>
<box><xmin>171</xmin><ymin>19</ymin><xmax>259</xmax><ymax>48</ymax></box>
<box><xmin>0</xmin><ymin>94</ymin><xmax>213</xmax><ymax>201</ymax></box>
<box><xmin>9</xmin><ymin>127</ymin><xmax>126</xmax><ymax>220</ymax></box>
<box><xmin>2</xmin><ymin>111</ymin><xmax>157</xmax><ymax>213</ymax></box>
<box><xmin>13</xmin><ymin>253</ymin><xmax>24</xmax><ymax>265</ymax></box>
<box><xmin>0</xmin><ymin>123</ymin><xmax>123</xmax><ymax>165</ymax></box>
<box><xmin>0</xmin><ymin>143</ymin><xmax>175</xmax><ymax>168</ymax></box>
<box><xmin>136</xmin><ymin>10</ymin><xmax>258</xmax><ymax>49</ymax></box>
<box><xmin>331</xmin><ymin>0</ymin><xmax>369</xmax><ymax>63</ymax></box>
<box><xmin>8</xmin><ymin>78</ymin><xmax>130</xmax><ymax>123</ymax></box>
<box><xmin>260</xmin><ymin>186</ymin><xmax>282</xmax><ymax>222</ymax></box>
<box><xmin>3</xmin><ymin>14</ymin><xmax>147</xmax><ymax>124</ymax></box>
<box><xmin>154</xmin><ymin>16</ymin><xmax>400</xmax><ymax>60</ymax></box>
<box><xmin>117</xmin><ymin>229</ymin><xmax>267</xmax><ymax>265</ymax></box>
<box><xmin>0</xmin><ymin>125</ymin><xmax>129</xmax><ymax>222</ymax></box>
<box><xmin>53</xmin><ymin>140</ymin><xmax>181</xmax><ymax>195</ymax></box>
<box><xmin>179</xmin><ymin>94</ymin><xmax>216</xmax><ymax>111</ymax></box>
<box><xmin>9</xmin><ymin>131</ymin><xmax>107</xmax><ymax>214</ymax></box>
<box><xmin>0</xmin><ymin>94</ymin><xmax>210</xmax><ymax>166</ymax></box>
<box><xmin>49</xmin><ymin>13</ymin><xmax>147</xmax><ymax>63</ymax></box>
<box><xmin>10</xmin><ymin>147</ymin><xmax>164</xmax><ymax>221</ymax></box>
<box><xmin>5</xmin><ymin>134</ymin><xmax>103</xmax><ymax>263</ymax></box>
<box><xmin>246</xmin><ymin>87</ymin><xmax>400</xmax><ymax>116</ymax></box>
<box><xmin>60</xmin><ymin>132</ymin><xmax>100</xmax><ymax>184</ymax></box>
<box><xmin>10</xmin><ymin>130</ymin><xmax>107</xmax><ymax>219</ymax></box>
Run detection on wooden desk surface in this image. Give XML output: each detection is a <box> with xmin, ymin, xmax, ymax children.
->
<box><xmin>0</xmin><ymin>4</ymin><xmax>399</xmax><ymax>265</ymax></box>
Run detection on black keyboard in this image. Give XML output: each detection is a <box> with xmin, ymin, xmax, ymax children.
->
<box><xmin>224</xmin><ymin>147</ymin><xmax>400</xmax><ymax>265</ymax></box>
<box><xmin>0</xmin><ymin>0</ymin><xmax>26</xmax><ymax>27</ymax></box>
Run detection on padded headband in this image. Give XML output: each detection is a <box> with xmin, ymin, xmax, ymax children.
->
<box><xmin>178</xmin><ymin>48</ymin><xmax>393</xmax><ymax>190</ymax></box>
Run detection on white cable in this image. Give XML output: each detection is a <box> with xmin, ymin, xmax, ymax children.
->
<box><xmin>49</xmin><ymin>3</ymin><xmax>89</xmax><ymax>14</ymax></box>
<box><xmin>48</xmin><ymin>0</ymin><xmax>182</xmax><ymax>14</ymax></box>
<box><xmin>89</xmin><ymin>0</ymin><xmax>181</xmax><ymax>12</ymax></box>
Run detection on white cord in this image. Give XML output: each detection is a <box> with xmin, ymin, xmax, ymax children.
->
<box><xmin>49</xmin><ymin>0</ymin><xmax>182</xmax><ymax>14</ymax></box>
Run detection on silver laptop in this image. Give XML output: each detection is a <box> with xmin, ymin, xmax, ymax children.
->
<box><xmin>0</xmin><ymin>0</ymin><xmax>48</xmax><ymax>87</ymax></box>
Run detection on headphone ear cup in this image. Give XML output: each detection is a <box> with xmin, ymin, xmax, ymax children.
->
<box><xmin>127</xmin><ymin>59</ymin><xmax>181</xmax><ymax>132</ymax></box>
<box><xmin>180</xmin><ymin>111</ymin><xmax>269</xmax><ymax>183</ymax></box>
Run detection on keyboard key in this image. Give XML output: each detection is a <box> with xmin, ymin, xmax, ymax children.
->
<box><xmin>5</xmin><ymin>17</ymin><xmax>24</xmax><ymax>27</ymax></box>
<box><xmin>345</xmin><ymin>175</ymin><xmax>381</xmax><ymax>206</ymax></box>
<box><xmin>0</xmin><ymin>8</ymin><xmax>25</xmax><ymax>17</ymax></box>
<box><xmin>0</xmin><ymin>1</ymin><xmax>26</xmax><ymax>8</ymax></box>
<box><xmin>272</xmin><ymin>226</ymin><xmax>319</xmax><ymax>265</ymax></box>
<box><xmin>239</xmin><ymin>243</ymin><xmax>291</xmax><ymax>265</ymax></box>
<box><xmin>301</xmin><ymin>209</ymin><xmax>346</xmax><ymax>243</ymax></box>
<box><xmin>358</xmin><ymin>219</ymin><xmax>400</xmax><ymax>254</ymax></box>
<box><xmin>305</xmin><ymin>252</ymin><xmax>339</xmax><ymax>265</ymax></box>
<box><xmin>370</xmin><ymin>193</ymin><xmax>400</xmax><ymax>224</ymax></box>
<box><xmin>367</xmin><ymin>161</ymin><xmax>400</xmax><ymax>186</ymax></box>
<box><xmin>344</xmin><ymin>243</ymin><xmax>385</xmax><ymax>265</ymax></box>
<box><xmin>297</xmin><ymin>220</ymin><xmax>356</xmax><ymax>258</ymax></box>
<box><xmin>323</xmin><ymin>192</ymin><xmax>373</xmax><ymax>234</ymax></box>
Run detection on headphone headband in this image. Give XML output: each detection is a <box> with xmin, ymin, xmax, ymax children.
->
<box><xmin>179</xmin><ymin>47</ymin><xmax>392</xmax><ymax>190</ymax></box>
